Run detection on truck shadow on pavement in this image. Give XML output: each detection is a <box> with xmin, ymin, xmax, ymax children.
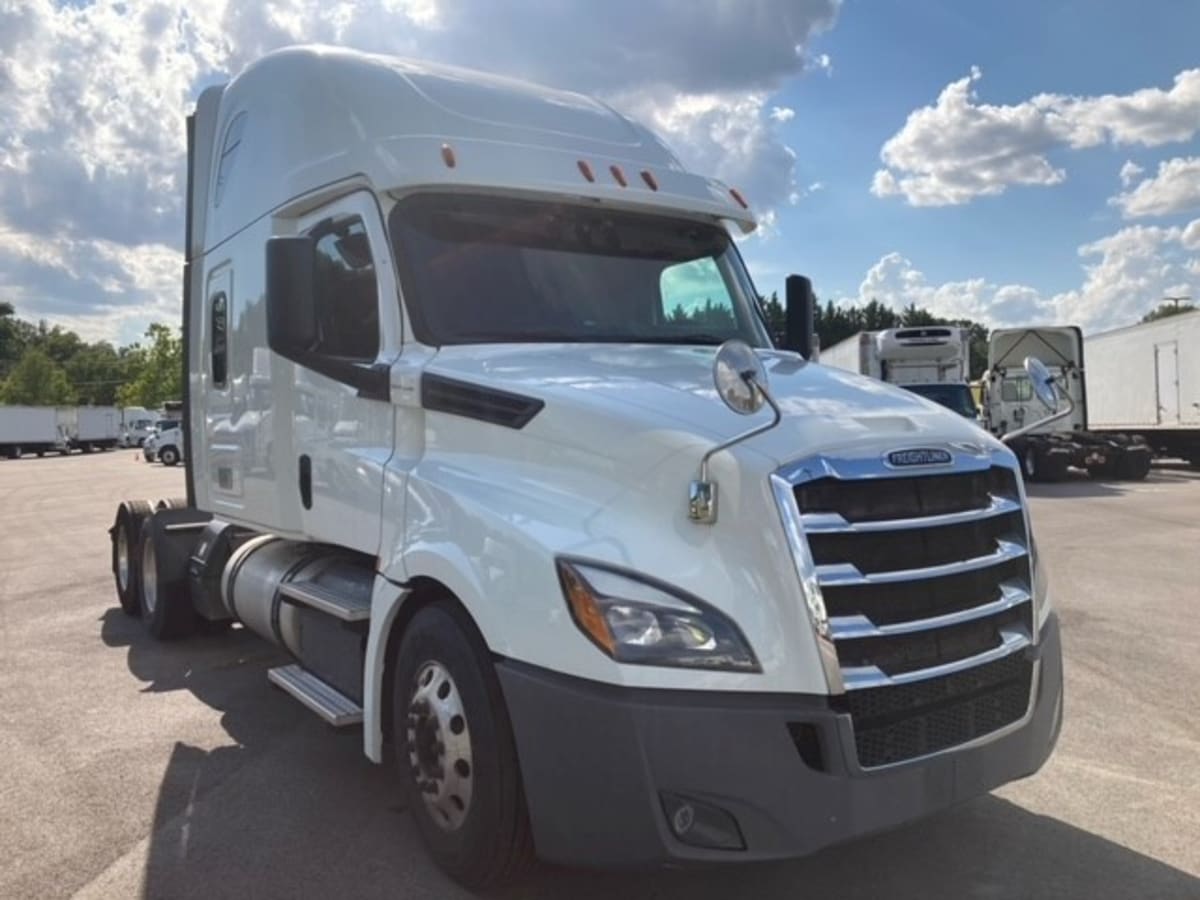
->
<box><xmin>1025</xmin><ymin>463</ymin><xmax>1200</xmax><ymax>500</ymax></box>
<box><xmin>100</xmin><ymin>609</ymin><xmax>1198</xmax><ymax>900</ymax></box>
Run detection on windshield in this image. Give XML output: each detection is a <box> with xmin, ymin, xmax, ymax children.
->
<box><xmin>903</xmin><ymin>383</ymin><xmax>979</xmax><ymax>419</ymax></box>
<box><xmin>389</xmin><ymin>193</ymin><xmax>769</xmax><ymax>347</ymax></box>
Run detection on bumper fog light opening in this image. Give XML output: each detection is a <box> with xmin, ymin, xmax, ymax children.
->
<box><xmin>660</xmin><ymin>792</ymin><xmax>746</xmax><ymax>851</ymax></box>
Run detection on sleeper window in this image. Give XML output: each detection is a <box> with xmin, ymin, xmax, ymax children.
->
<box><xmin>310</xmin><ymin>217</ymin><xmax>380</xmax><ymax>361</ymax></box>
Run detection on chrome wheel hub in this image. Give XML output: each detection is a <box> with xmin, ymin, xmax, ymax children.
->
<box><xmin>117</xmin><ymin>528</ymin><xmax>130</xmax><ymax>592</ymax></box>
<box><xmin>141</xmin><ymin>535</ymin><xmax>157</xmax><ymax>615</ymax></box>
<box><xmin>406</xmin><ymin>661</ymin><xmax>473</xmax><ymax>831</ymax></box>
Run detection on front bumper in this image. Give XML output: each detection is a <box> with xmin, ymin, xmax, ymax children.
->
<box><xmin>498</xmin><ymin>613</ymin><xmax>1062</xmax><ymax>867</ymax></box>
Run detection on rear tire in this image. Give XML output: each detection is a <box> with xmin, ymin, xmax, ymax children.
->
<box><xmin>392</xmin><ymin>602</ymin><xmax>534</xmax><ymax>889</ymax></box>
<box><xmin>139</xmin><ymin>521</ymin><xmax>197</xmax><ymax>640</ymax></box>
<box><xmin>1117</xmin><ymin>450</ymin><xmax>1152</xmax><ymax>481</ymax></box>
<box><xmin>1021</xmin><ymin>446</ymin><xmax>1040</xmax><ymax>482</ymax></box>
<box><xmin>155</xmin><ymin>497</ymin><xmax>189</xmax><ymax>511</ymax></box>
<box><xmin>111</xmin><ymin>499</ymin><xmax>153</xmax><ymax>616</ymax></box>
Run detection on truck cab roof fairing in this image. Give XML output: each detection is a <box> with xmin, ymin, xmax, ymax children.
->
<box><xmin>199</xmin><ymin>45</ymin><xmax>756</xmax><ymax>253</ymax></box>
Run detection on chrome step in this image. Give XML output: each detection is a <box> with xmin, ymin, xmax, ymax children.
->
<box><xmin>268</xmin><ymin>664</ymin><xmax>363</xmax><ymax>726</ymax></box>
<box><xmin>279</xmin><ymin>579</ymin><xmax>371</xmax><ymax>622</ymax></box>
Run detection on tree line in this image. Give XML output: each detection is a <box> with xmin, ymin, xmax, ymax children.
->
<box><xmin>0</xmin><ymin>302</ymin><xmax>181</xmax><ymax>408</ymax></box>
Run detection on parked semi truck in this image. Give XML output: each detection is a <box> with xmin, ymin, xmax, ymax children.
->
<box><xmin>820</xmin><ymin>327</ymin><xmax>979</xmax><ymax>420</ymax></box>
<box><xmin>981</xmin><ymin>327</ymin><xmax>1152</xmax><ymax>481</ymax></box>
<box><xmin>1084</xmin><ymin>310</ymin><xmax>1200</xmax><ymax>467</ymax></box>
<box><xmin>108</xmin><ymin>47</ymin><xmax>1062</xmax><ymax>887</ymax></box>
<box><xmin>0</xmin><ymin>406</ymin><xmax>69</xmax><ymax>458</ymax></box>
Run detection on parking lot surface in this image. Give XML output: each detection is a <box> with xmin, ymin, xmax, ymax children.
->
<box><xmin>1</xmin><ymin>452</ymin><xmax>1197</xmax><ymax>899</ymax></box>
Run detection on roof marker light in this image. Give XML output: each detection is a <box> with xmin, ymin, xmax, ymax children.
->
<box><xmin>610</xmin><ymin>165</ymin><xmax>628</xmax><ymax>187</ymax></box>
<box><xmin>641</xmin><ymin>170</ymin><xmax>659</xmax><ymax>191</ymax></box>
<box><xmin>577</xmin><ymin>160</ymin><xmax>596</xmax><ymax>182</ymax></box>
<box><xmin>441</xmin><ymin>143</ymin><xmax>457</xmax><ymax>168</ymax></box>
<box><xmin>729</xmin><ymin>187</ymin><xmax>749</xmax><ymax>209</ymax></box>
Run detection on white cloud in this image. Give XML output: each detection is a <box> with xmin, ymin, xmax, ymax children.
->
<box><xmin>770</xmin><ymin>106</ymin><xmax>797</xmax><ymax>123</ymax></box>
<box><xmin>848</xmin><ymin>218</ymin><xmax>1200</xmax><ymax>333</ymax></box>
<box><xmin>1119</xmin><ymin>160</ymin><xmax>1144</xmax><ymax>187</ymax></box>
<box><xmin>873</xmin><ymin>66</ymin><xmax>1200</xmax><ymax>206</ymax></box>
<box><xmin>1110</xmin><ymin>156</ymin><xmax>1200</xmax><ymax>218</ymax></box>
<box><xmin>0</xmin><ymin>0</ymin><xmax>841</xmax><ymax>341</ymax></box>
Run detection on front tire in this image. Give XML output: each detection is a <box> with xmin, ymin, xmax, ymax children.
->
<box><xmin>159</xmin><ymin>446</ymin><xmax>179</xmax><ymax>466</ymax></box>
<box><xmin>392</xmin><ymin>603</ymin><xmax>534</xmax><ymax>889</ymax></box>
<box><xmin>1022</xmin><ymin>446</ymin><xmax>1040</xmax><ymax>482</ymax></box>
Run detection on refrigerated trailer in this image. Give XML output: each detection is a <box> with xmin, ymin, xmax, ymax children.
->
<box><xmin>820</xmin><ymin>327</ymin><xmax>979</xmax><ymax>420</ymax></box>
<box><xmin>981</xmin><ymin>327</ymin><xmax>1152</xmax><ymax>481</ymax></box>
<box><xmin>0</xmin><ymin>406</ymin><xmax>68</xmax><ymax>458</ymax></box>
<box><xmin>107</xmin><ymin>46</ymin><xmax>1062</xmax><ymax>888</ymax></box>
<box><xmin>1084</xmin><ymin>310</ymin><xmax>1200</xmax><ymax>466</ymax></box>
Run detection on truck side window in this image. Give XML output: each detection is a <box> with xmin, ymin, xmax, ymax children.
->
<box><xmin>659</xmin><ymin>258</ymin><xmax>737</xmax><ymax>329</ymax></box>
<box><xmin>310</xmin><ymin>217</ymin><xmax>380</xmax><ymax>361</ymax></box>
<box><xmin>211</xmin><ymin>292</ymin><xmax>228</xmax><ymax>388</ymax></box>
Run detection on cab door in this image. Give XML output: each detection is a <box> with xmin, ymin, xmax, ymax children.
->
<box><xmin>286</xmin><ymin>191</ymin><xmax>401</xmax><ymax>553</ymax></box>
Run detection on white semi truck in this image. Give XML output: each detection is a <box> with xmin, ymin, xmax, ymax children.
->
<box><xmin>981</xmin><ymin>327</ymin><xmax>1152</xmax><ymax>481</ymax></box>
<box><xmin>1084</xmin><ymin>310</ymin><xmax>1200</xmax><ymax>467</ymax></box>
<box><xmin>820</xmin><ymin>327</ymin><xmax>979</xmax><ymax>421</ymax></box>
<box><xmin>108</xmin><ymin>47</ymin><xmax>1062</xmax><ymax>887</ymax></box>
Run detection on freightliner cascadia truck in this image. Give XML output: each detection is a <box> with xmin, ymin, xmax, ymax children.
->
<box><xmin>109</xmin><ymin>46</ymin><xmax>1063</xmax><ymax>888</ymax></box>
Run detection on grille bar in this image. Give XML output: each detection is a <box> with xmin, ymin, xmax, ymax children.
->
<box><xmin>830</xmin><ymin>581</ymin><xmax>1030</xmax><ymax>640</ymax></box>
<box><xmin>816</xmin><ymin>539</ymin><xmax>1028</xmax><ymax>587</ymax></box>
<box><xmin>841</xmin><ymin>627</ymin><xmax>1030</xmax><ymax>691</ymax></box>
<box><xmin>801</xmin><ymin>495</ymin><xmax>1022</xmax><ymax>534</ymax></box>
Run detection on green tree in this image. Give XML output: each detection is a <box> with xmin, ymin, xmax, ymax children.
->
<box><xmin>1141</xmin><ymin>300</ymin><xmax>1195</xmax><ymax>323</ymax></box>
<box><xmin>66</xmin><ymin>342</ymin><xmax>125</xmax><ymax>406</ymax></box>
<box><xmin>115</xmin><ymin>323</ymin><xmax>182</xmax><ymax>408</ymax></box>
<box><xmin>0</xmin><ymin>347</ymin><xmax>77</xmax><ymax>405</ymax></box>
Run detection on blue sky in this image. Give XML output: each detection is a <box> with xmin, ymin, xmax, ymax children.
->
<box><xmin>742</xmin><ymin>0</ymin><xmax>1200</xmax><ymax>329</ymax></box>
<box><xmin>0</xmin><ymin>1</ymin><xmax>1197</xmax><ymax>344</ymax></box>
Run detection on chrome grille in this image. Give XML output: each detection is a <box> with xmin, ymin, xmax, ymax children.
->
<box><xmin>774</xmin><ymin>454</ymin><xmax>1036</xmax><ymax>769</ymax></box>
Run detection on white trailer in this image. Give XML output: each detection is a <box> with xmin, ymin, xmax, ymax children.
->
<box><xmin>0</xmin><ymin>406</ymin><xmax>68</xmax><ymax>458</ymax></box>
<box><xmin>75</xmin><ymin>406</ymin><xmax>122</xmax><ymax>452</ymax></box>
<box><xmin>106</xmin><ymin>46</ymin><xmax>1061</xmax><ymax>888</ymax></box>
<box><xmin>820</xmin><ymin>327</ymin><xmax>978</xmax><ymax>420</ymax></box>
<box><xmin>1084</xmin><ymin>310</ymin><xmax>1200</xmax><ymax>466</ymax></box>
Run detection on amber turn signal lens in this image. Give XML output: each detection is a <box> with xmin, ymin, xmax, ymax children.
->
<box><xmin>559</xmin><ymin>564</ymin><xmax>616</xmax><ymax>654</ymax></box>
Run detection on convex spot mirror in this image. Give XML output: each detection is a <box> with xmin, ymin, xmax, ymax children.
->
<box><xmin>1024</xmin><ymin>356</ymin><xmax>1058</xmax><ymax>412</ymax></box>
<box><xmin>713</xmin><ymin>340</ymin><xmax>768</xmax><ymax>415</ymax></box>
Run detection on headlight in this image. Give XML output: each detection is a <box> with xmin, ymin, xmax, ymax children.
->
<box><xmin>556</xmin><ymin>560</ymin><xmax>760</xmax><ymax>672</ymax></box>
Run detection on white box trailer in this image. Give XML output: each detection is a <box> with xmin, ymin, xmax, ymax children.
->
<box><xmin>104</xmin><ymin>46</ymin><xmax>1062</xmax><ymax>888</ymax></box>
<box><xmin>0</xmin><ymin>406</ymin><xmax>68</xmax><ymax>458</ymax></box>
<box><xmin>75</xmin><ymin>406</ymin><xmax>122</xmax><ymax>451</ymax></box>
<box><xmin>1084</xmin><ymin>310</ymin><xmax>1200</xmax><ymax>465</ymax></box>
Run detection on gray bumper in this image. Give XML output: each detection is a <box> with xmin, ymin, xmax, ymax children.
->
<box><xmin>498</xmin><ymin>613</ymin><xmax>1062</xmax><ymax>867</ymax></box>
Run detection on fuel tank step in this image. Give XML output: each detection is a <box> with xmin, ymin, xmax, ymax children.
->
<box><xmin>268</xmin><ymin>664</ymin><xmax>363</xmax><ymax>727</ymax></box>
<box><xmin>279</xmin><ymin>578</ymin><xmax>371</xmax><ymax>622</ymax></box>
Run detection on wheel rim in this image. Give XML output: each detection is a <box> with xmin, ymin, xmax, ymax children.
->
<box><xmin>116</xmin><ymin>527</ymin><xmax>130</xmax><ymax>592</ymax></box>
<box><xmin>406</xmin><ymin>661</ymin><xmax>473</xmax><ymax>832</ymax></box>
<box><xmin>1024</xmin><ymin>449</ymin><xmax>1036</xmax><ymax>477</ymax></box>
<box><xmin>141</xmin><ymin>534</ymin><xmax>157</xmax><ymax>615</ymax></box>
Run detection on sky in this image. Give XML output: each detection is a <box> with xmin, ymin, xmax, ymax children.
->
<box><xmin>0</xmin><ymin>0</ymin><xmax>1197</xmax><ymax>346</ymax></box>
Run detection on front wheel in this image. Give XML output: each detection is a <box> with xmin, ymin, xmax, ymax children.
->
<box><xmin>159</xmin><ymin>446</ymin><xmax>179</xmax><ymax>466</ymax></box>
<box><xmin>1022</xmin><ymin>446</ymin><xmax>1040</xmax><ymax>482</ymax></box>
<box><xmin>392</xmin><ymin>603</ymin><xmax>534</xmax><ymax>889</ymax></box>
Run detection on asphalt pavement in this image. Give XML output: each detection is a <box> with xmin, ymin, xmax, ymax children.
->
<box><xmin>1</xmin><ymin>451</ymin><xmax>1197</xmax><ymax>899</ymax></box>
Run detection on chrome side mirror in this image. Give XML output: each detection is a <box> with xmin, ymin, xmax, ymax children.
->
<box><xmin>1025</xmin><ymin>356</ymin><xmax>1058</xmax><ymax>412</ymax></box>
<box><xmin>1001</xmin><ymin>356</ymin><xmax>1074</xmax><ymax>443</ymax></box>
<box><xmin>690</xmin><ymin>341</ymin><xmax>782</xmax><ymax>524</ymax></box>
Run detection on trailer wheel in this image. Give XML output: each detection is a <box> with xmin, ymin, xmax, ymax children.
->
<box><xmin>111</xmin><ymin>499</ymin><xmax>153</xmax><ymax>616</ymax></box>
<box><xmin>35</xmin><ymin>449</ymin><xmax>45</xmax><ymax>458</ymax></box>
<box><xmin>139</xmin><ymin>520</ymin><xmax>197</xmax><ymax>640</ymax></box>
<box><xmin>6</xmin><ymin>446</ymin><xmax>21</xmax><ymax>460</ymax></box>
<box><xmin>159</xmin><ymin>446</ymin><xmax>179</xmax><ymax>466</ymax></box>
<box><xmin>155</xmin><ymin>497</ymin><xmax>189</xmax><ymax>511</ymax></box>
<box><xmin>392</xmin><ymin>603</ymin><xmax>534</xmax><ymax>889</ymax></box>
<box><xmin>1117</xmin><ymin>450</ymin><xmax>1152</xmax><ymax>481</ymax></box>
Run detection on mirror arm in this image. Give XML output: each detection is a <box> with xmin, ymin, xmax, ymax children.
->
<box><xmin>689</xmin><ymin>386</ymin><xmax>782</xmax><ymax>524</ymax></box>
<box><xmin>1001</xmin><ymin>388</ymin><xmax>1075</xmax><ymax>443</ymax></box>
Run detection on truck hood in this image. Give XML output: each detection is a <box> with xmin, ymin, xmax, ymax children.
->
<box><xmin>427</xmin><ymin>344</ymin><xmax>1000</xmax><ymax>467</ymax></box>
